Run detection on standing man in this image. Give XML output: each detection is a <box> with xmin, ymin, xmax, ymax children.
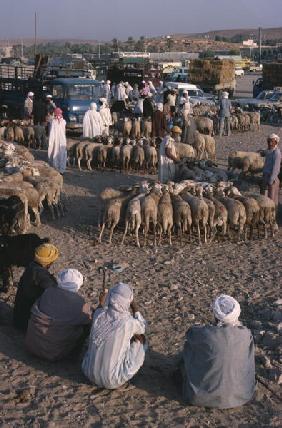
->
<box><xmin>219</xmin><ymin>92</ymin><xmax>232</xmax><ymax>137</ymax></box>
<box><xmin>180</xmin><ymin>91</ymin><xmax>193</xmax><ymax>143</ymax></box>
<box><xmin>83</xmin><ymin>102</ymin><xmax>104</xmax><ymax>138</ymax></box>
<box><xmin>158</xmin><ymin>134</ymin><xmax>179</xmax><ymax>183</ymax></box>
<box><xmin>24</xmin><ymin>91</ymin><xmax>34</xmax><ymax>121</ymax></box>
<box><xmin>48</xmin><ymin>108</ymin><xmax>67</xmax><ymax>174</ymax></box>
<box><xmin>99</xmin><ymin>98</ymin><xmax>113</xmax><ymax>136</ymax></box>
<box><xmin>153</xmin><ymin>103</ymin><xmax>166</xmax><ymax>139</ymax></box>
<box><xmin>262</xmin><ymin>133</ymin><xmax>281</xmax><ymax>207</ymax></box>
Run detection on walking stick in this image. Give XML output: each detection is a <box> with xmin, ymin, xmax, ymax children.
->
<box><xmin>98</xmin><ymin>260</ymin><xmax>124</xmax><ymax>292</ymax></box>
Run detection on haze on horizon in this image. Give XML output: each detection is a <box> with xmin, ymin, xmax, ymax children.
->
<box><xmin>2</xmin><ymin>0</ymin><xmax>282</xmax><ymax>41</ymax></box>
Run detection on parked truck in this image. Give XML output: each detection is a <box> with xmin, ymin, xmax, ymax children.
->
<box><xmin>253</xmin><ymin>62</ymin><xmax>282</xmax><ymax>97</ymax></box>
<box><xmin>188</xmin><ymin>58</ymin><xmax>236</xmax><ymax>97</ymax></box>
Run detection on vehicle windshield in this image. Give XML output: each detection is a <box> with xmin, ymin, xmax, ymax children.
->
<box><xmin>270</xmin><ymin>92</ymin><xmax>282</xmax><ymax>101</ymax></box>
<box><xmin>256</xmin><ymin>91</ymin><xmax>273</xmax><ymax>100</ymax></box>
<box><xmin>67</xmin><ymin>84</ymin><xmax>100</xmax><ymax>100</ymax></box>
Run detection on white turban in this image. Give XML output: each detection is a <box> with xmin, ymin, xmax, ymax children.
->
<box><xmin>106</xmin><ymin>80</ymin><xmax>111</xmax><ymax>84</ymax></box>
<box><xmin>106</xmin><ymin>282</ymin><xmax>133</xmax><ymax>313</ymax></box>
<box><xmin>157</xmin><ymin>103</ymin><xmax>164</xmax><ymax>112</ymax></box>
<box><xmin>268</xmin><ymin>133</ymin><xmax>280</xmax><ymax>143</ymax></box>
<box><xmin>213</xmin><ymin>294</ymin><xmax>241</xmax><ymax>326</ymax></box>
<box><xmin>28</xmin><ymin>92</ymin><xmax>34</xmax><ymax>97</ymax></box>
<box><xmin>57</xmin><ymin>269</ymin><xmax>84</xmax><ymax>293</ymax></box>
<box><xmin>90</xmin><ymin>102</ymin><xmax>97</xmax><ymax>111</ymax></box>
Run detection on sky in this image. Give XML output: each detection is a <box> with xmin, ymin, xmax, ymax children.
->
<box><xmin>1</xmin><ymin>0</ymin><xmax>282</xmax><ymax>41</ymax></box>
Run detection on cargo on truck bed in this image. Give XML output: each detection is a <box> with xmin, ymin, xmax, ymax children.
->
<box><xmin>188</xmin><ymin>59</ymin><xmax>236</xmax><ymax>96</ymax></box>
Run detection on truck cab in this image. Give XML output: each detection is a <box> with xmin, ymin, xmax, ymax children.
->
<box><xmin>45</xmin><ymin>78</ymin><xmax>103</xmax><ymax>129</ymax></box>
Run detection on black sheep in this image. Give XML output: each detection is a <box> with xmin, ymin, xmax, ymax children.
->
<box><xmin>0</xmin><ymin>233</ymin><xmax>49</xmax><ymax>292</ymax></box>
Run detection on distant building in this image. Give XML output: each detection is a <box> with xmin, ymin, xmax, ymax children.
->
<box><xmin>0</xmin><ymin>46</ymin><xmax>13</xmax><ymax>58</ymax></box>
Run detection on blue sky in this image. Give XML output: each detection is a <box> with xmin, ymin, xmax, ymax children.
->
<box><xmin>2</xmin><ymin>0</ymin><xmax>282</xmax><ymax>40</ymax></box>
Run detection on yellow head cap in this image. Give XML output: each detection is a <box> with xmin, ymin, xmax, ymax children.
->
<box><xmin>34</xmin><ymin>243</ymin><xmax>59</xmax><ymax>266</ymax></box>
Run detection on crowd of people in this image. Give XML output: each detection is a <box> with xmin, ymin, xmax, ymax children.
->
<box><xmin>11</xmin><ymin>241</ymin><xmax>256</xmax><ymax>408</ymax></box>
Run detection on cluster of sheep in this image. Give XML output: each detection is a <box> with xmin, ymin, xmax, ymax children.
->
<box><xmin>229</xmin><ymin>111</ymin><xmax>260</xmax><ymax>132</ymax></box>
<box><xmin>97</xmin><ymin>180</ymin><xmax>277</xmax><ymax>247</ymax></box>
<box><xmin>0</xmin><ymin>142</ymin><xmax>64</xmax><ymax>234</ymax></box>
<box><xmin>190</xmin><ymin>108</ymin><xmax>260</xmax><ymax>135</ymax></box>
<box><xmin>0</xmin><ymin>120</ymin><xmax>46</xmax><ymax>150</ymax></box>
<box><xmin>67</xmin><ymin>129</ymin><xmax>216</xmax><ymax>174</ymax></box>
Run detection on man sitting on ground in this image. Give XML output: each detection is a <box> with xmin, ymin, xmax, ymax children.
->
<box><xmin>13</xmin><ymin>243</ymin><xmax>59</xmax><ymax>331</ymax></box>
<box><xmin>25</xmin><ymin>269</ymin><xmax>92</xmax><ymax>361</ymax></box>
<box><xmin>182</xmin><ymin>294</ymin><xmax>255</xmax><ymax>408</ymax></box>
<box><xmin>82</xmin><ymin>282</ymin><xmax>146</xmax><ymax>389</ymax></box>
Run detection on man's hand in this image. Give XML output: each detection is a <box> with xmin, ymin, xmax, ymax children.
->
<box><xmin>131</xmin><ymin>334</ymin><xmax>146</xmax><ymax>344</ymax></box>
<box><xmin>99</xmin><ymin>289</ymin><xmax>108</xmax><ymax>307</ymax></box>
<box><xmin>130</xmin><ymin>300</ymin><xmax>138</xmax><ymax>314</ymax></box>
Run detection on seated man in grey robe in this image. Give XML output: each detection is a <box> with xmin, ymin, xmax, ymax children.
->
<box><xmin>182</xmin><ymin>294</ymin><xmax>255</xmax><ymax>409</ymax></box>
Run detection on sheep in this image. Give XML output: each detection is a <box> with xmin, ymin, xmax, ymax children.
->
<box><xmin>181</xmin><ymin>191</ymin><xmax>209</xmax><ymax>244</ymax></box>
<box><xmin>0</xmin><ymin>126</ymin><xmax>6</xmax><ymax>140</ymax></box>
<box><xmin>204</xmin><ymin>186</ymin><xmax>228</xmax><ymax>237</ymax></box>
<box><xmin>132</xmin><ymin>118</ymin><xmax>141</xmax><ymax>139</ymax></box>
<box><xmin>203</xmin><ymin>135</ymin><xmax>216</xmax><ymax>161</ymax></box>
<box><xmin>97</xmin><ymin>185</ymin><xmax>140</xmax><ymax>230</ymax></box>
<box><xmin>143</xmin><ymin>119</ymin><xmax>152</xmax><ymax>138</ymax></box>
<box><xmin>175</xmin><ymin>142</ymin><xmax>195</xmax><ymax>160</ymax></box>
<box><xmin>228</xmin><ymin>187</ymin><xmax>260</xmax><ymax>240</ymax></box>
<box><xmin>132</xmin><ymin>143</ymin><xmax>145</xmax><ymax>171</ymax></box>
<box><xmin>172</xmin><ymin>194</ymin><xmax>192</xmax><ymax>242</ymax></box>
<box><xmin>193</xmin><ymin>130</ymin><xmax>205</xmax><ymax>160</ymax></box>
<box><xmin>23</xmin><ymin>125</ymin><xmax>35</xmax><ymax>148</ymax></box>
<box><xmin>195</xmin><ymin>185</ymin><xmax>215</xmax><ymax>240</ymax></box>
<box><xmin>195</xmin><ymin>117</ymin><xmax>213</xmax><ymax>135</ymax></box>
<box><xmin>248</xmin><ymin>112</ymin><xmax>260</xmax><ymax>131</ymax></box>
<box><xmin>121</xmin><ymin>195</ymin><xmax>143</xmax><ymax>247</ymax></box>
<box><xmin>120</xmin><ymin>140</ymin><xmax>132</xmax><ymax>172</ymax></box>
<box><xmin>110</xmin><ymin>142</ymin><xmax>121</xmax><ymax>169</ymax></box>
<box><xmin>66</xmin><ymin>139</ymin><xmax>79</xmax><ymax>167</ymax></box>
<box><xmin>228</xmin><ymin>151</ymin><xmax>265</xmax><ymax>175</ymax></box>
<box><xmin>98</xmin><ymin>198</ymin><xmax>122</xmax><ymax>244</ymax></box>
<box><xmin>230</xmin><ymin>115</ymin><xmax>239</xmax><ymax>131</ymax></box>
<box><xmin>157</xmin><ymin>189</ymin><xmax>174</xmax><ymax>245</ymax></box>
<box><xmin>215</xmin><ymin>189</ymin><xmax>246</xmax><ymax>241</ymax></box>
<box><xmin>76</xmin><ymin>141</ymin><xmax>91</xmax><ymax>170</ymax></box>
<box><xmin>141</xmin><ymin>184</ymin><xmax>162</xmax><ymax>246</ymax></box>
<box><xmin>84</xmin><ymin>142</ymin><xmax>101</xmax><ymax>170</ymax></box>
<box><xmin>0</xmin><ymin>180</ymin><xmax>42</xmax><ymax>227</ymax></box>
<box><xmin>123</xmin><ymin>118</ymin><xmax>132</xmax><ymax>137</ymax></box>
<box><xmin>248</xmin><ymin>194</ymin><xmax>276</xmax><ymax>238</ymax></box>
<box><xmin>0</xmin><ymin>233</ymin><xmax>49</xmax><ymax>292</ymax></box>
<box><xmin>0</xmin><ymin>195</ymin><xmax>26</xmax><ymax>236</ymax></box>
<box><xmin>14</xmin><ymin>126</ymin><xmax>25</xmax><ymax>144</ymax></box>
<box><xmin>0</xmin><ymin>187</ymin><xmax>29</xmax><ymax>233</ymax></box>
<box><xmin>33</xmin><ymin>125</ymin><xmax>47</xmax><ymax>150</ymax></box>
<box><xmin>5</xmin><ymin>125</ymin><xmax>15</xmax><ymax>142</ymax></box>
<box><xmin>97</xmin><ymin>144</ymin><xmax>112</xmax><ymax>169</ymax></box>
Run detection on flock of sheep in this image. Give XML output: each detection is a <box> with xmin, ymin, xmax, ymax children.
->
<box><xmin>67</xmin><ymin>128</ymin><xmax>216</xmax><ymax>174</ymax></box>
<box><xmin>97</xmin><ymin>179</ymin><xmax>276</xmax><ymax>247</ymax></box>
<box><xmin>0</xmin><ymin>142</ymin><xmax>64</xmax><ymax>234</ymax></box>
<box><xmin>0</xmin><ymin>120</ymin><xmax>46</xmax><ymax>149</ymax></box>
<box><xmin>192</xmin><ymin>106</ymin><xmax>261</xmax><ymax>133</ymax></box>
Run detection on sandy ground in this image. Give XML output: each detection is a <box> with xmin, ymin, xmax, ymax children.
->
<box><xmin>0</xmin><ymin>124</ymin><xmax>281</xmax><ymax>428</ymax></box>
<box><xmin>0</xmin><ymin>75</ymin><xmax>281</xmax><ymax>427</ymax></box>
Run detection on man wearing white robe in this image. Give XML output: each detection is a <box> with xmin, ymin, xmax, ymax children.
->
<box><xmin>48</xmin><ymin>108</ymin><xmax>67</xmax><ymax>174</ymax></box>
<box><xmin>83</xmin><ymin>103</ymin><xmax>104</xmax><ymax>138</ymax></box>
<box><xmin>82</xmin><ymin>283</ymin><xmax>146</xmax><ymax>389</ymax></box>
<box><xmin>99</xmin><ymin>98</ymin><xmax>113</xmax><ymax>136</ymax></box>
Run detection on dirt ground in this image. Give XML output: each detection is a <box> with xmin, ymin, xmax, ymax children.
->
<box><xmin>0</xmin><ymin>123</ymin><xmax>281</xmax><ymax>428</ymax></box>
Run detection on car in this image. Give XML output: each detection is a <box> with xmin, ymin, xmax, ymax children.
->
<box><xmin>234</xmin><ymin>90</ymin><xmax>275</xmax><ymax>109</ymax></box>
<box><xmin>165</xmin><ymin>82</ymin><xmax>215</xmax><ymax>106</ymax></box>
<box><xmin>235</xmin><ymin>68</ymin><xmax>244</xmax><ymax>77</ymax></box>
